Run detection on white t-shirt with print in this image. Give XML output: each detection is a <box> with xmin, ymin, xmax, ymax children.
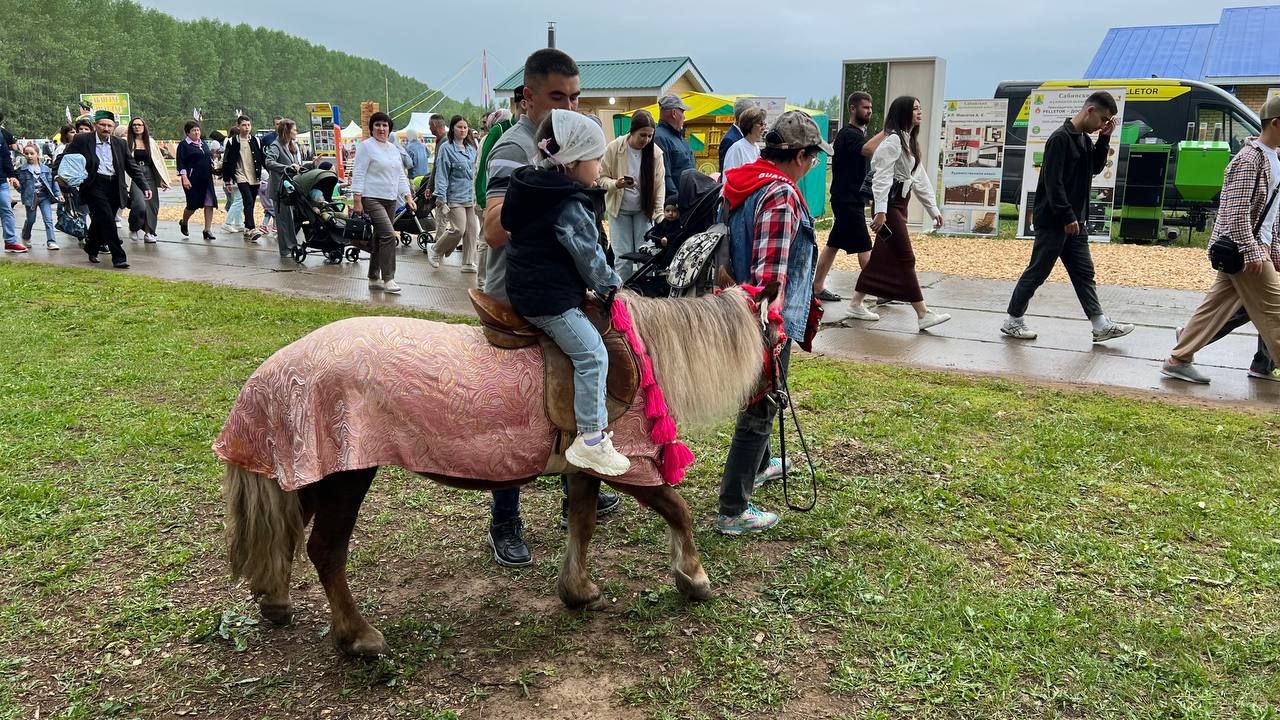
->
<box><xmin>1260</xmin><ymin>143</ymin><xmax>1280</xmax><ymax>247</ymax></box>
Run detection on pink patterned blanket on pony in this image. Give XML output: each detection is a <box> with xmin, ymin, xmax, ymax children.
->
<box><xmin>213</xmin><ymin>316</ymin><xmax>673</xmax><ymax>491</ymax></box>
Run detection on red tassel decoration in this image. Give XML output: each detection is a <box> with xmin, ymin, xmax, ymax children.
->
<box><xmin>651</xmin><ymin>415</ymin><xmax>677</xmax><ymax>444</ymax></box>
<box><xmin>661</xmin><ymin>441</ymin><xmax>695</xmax><ymax>485</ymax></box>
<box><xmin>644</xmin><ymin>384</ymin><xmax>668</xmax><ymax>419</ymax></box>
<box><xmin>611</xmin><ymin>299</ymin><xmax>632</xmax><ymax>333</ymax></box>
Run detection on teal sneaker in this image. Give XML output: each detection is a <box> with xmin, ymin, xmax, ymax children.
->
<box><xmin>715</xmin><ymin>504</ymin><xmax>780</xmax><ymax>535</ymax></box>
<box><xmin>752</xmin><ymin>457</ymin><xmax>793</xmax><ymax>490</ymax></box>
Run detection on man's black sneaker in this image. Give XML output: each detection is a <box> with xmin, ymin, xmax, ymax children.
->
<box><xmin>560</xmin><ymin>489</ymin><xmax>623</xmax><ymax>529</ymax></box>
<box><xmin>488</xmin><ymin>516</ymin><xmax>532</xmax><ymax>567</ymax></box>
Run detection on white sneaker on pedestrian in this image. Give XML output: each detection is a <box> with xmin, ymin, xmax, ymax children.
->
<box><xmin>1162</xmin><ymin>360</ymin><xmax>1210</xmax><ymax>384</ymax></box>
<box><xmin>1092</xmin><ymin>322</ymin><xmax>1135</xmax><ymax>343</ymax></box>
<box><xmin>460</xmin><ymin>263</ymin><xmax>478</xmax><ymax>274</ymax></box>
<box><xmin>46</xmin><ymin>241</ymin><xmax>60</xmax><ymax>250</ymax></box>
<box><xmin>369</xmin><ymin>278</ymin><xmax>383</xmax><ymax>291</ymax></box>
<box><xmin>427</xmin><ymin>248</ymin><xmax>441</xmax><ymax>268</ymax></box>
<box><xmin>565</xmin><ymin>432</ymin><xmax>631</xmax><ymax>477</ymax></box>
<box><xmin>383</xmin><ymin>279</ymin><xmax>402</xmax><ymax>294</ymax></box>
<box><xmin>1000</xmin><ymin>319</ymin><xmax>1037</xmax><ymax>339</ymax></box>
<box><xmin>144</xmin><ymin>233</ymin><xmax>157</xmax><ymax>244</ymax></box>
<box><xmin>918</xmin><ymin>311</ymin><xmax>951</xmax><ymax>331</ymax></box>
<box><xmin>130</xmin><ymin>229</ymin><xmax>144</xmax><ymax>241</ymax></box>
<box><xmin>841</xmin><ymin>304</ymin><xmax>880</xmax><ymax>322</ymax></box>
<box><xmin>221</xmin><ymin>224</ymin><xmax>242</xmax><ymax>234</ymax></box>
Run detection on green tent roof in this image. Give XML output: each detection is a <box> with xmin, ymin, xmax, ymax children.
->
<box><xmin>495</xmin><ymin>56</ymin><xmax>706</xmax><ymax>92</ymax></box>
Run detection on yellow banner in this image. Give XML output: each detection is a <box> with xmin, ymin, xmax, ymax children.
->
<box><xmin>79</xmin><ymin>92</ymin><xmax>131</xmax><ymax>123</ymax></box>
<box><xmin>1016</xmin><ymin>82</ymin><xmax>1192</xmax><ymax>124</ymax></box>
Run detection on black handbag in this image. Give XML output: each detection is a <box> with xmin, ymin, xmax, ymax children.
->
<box><xmin>55</xmin><ymin>198</ymin><xmax>87</xmax><ymax>240</ymax></box>
<box><xmin>343</xmin><ymin>212</ymin><xmax>374</xmax><ymax>247</ymax></box>
<box><xmin>1211</xmin><ymin>168</ymin><xmax>1278</xmax><ymax>275</ymax></box>
<box><xmin>858</xmin><ymin>167</ymin><xmax>875</xmax><ymax>203</ymax></box>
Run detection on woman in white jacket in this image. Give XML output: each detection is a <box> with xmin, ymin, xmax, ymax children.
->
<box><xmin>843</xmin><ymin>96</ymin><xmax>950</xmax><ymax>331</ymax></box>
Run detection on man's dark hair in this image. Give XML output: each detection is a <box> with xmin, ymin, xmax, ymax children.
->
<box><xmin>513</xmin><ymin>85</ymin><xmax>526</xmax><ymax>102</ymax></box>
<box><xmin>429</xmin><ymin>114</ymin><xmax>444</xmax><ymax>124</ymax></box>
<box><xmin>272</xmin><ymin>115</ymin><xmax>282</xmax><ymax>123</ymax></box>
<box><xmin>760</xmin><ymin>145</ymin><xmax>805</xmax><ymax>164</ymax></box>
<box><xmin>368</xmin><ymin>111</ymin><xmax>393</xmax><ymax>132</ymax></box>
<box><xmin>1084</xmin><ymin>91</ymin><xmax>1118</xmax><ymax>115</ymax></box>
<box><xmin>236</xmin><ymin>114</ymin><xmax>251</xmax><ymax>124</ymax></box>
<box><xmin>523</xmin><ymin>48</ymin><xmax>579</xmax><ymax>88</ymax></box>
<box><xmin>848</xmin><ymin>91</ymin><xmax>872</xmax><ymax>109</ymax></box>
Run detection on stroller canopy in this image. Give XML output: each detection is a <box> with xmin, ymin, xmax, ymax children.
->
<box><xmin>290</xmin><ymin>169</ymin><xmax>341</xmax><ymax>200</ymax></box>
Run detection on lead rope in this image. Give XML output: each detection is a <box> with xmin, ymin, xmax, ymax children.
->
<box><xmin>769</xmin><ymin>347</ymin><xmax>817</xmax><ymax>512</ymax></box>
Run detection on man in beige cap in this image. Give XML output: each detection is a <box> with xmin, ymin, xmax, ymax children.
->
<box><xmin>1163</xmin><ymin>95</ymin><xmax>1280</xmax><ymax>384</ymax></box>
<box><xmin>715</xmin><ymin>110</ymin><xmax>832</xmax><ymax>536</ymax></box>
<box><xmin>653</xmin><ymin>93</ymin><xmax>694</xmax><ymax>199</ymax></box>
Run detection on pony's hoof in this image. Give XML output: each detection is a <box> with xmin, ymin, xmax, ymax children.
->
<box><xmin>674</xmin><ymin>569</ymin><xmax>713</xmax><ymax>602</ymax></box>
<box><xmin>558</xmin><ymin>579</ymin><xmax>606</xmax><ymax>611</ymax></box>
<box><xmin>259</xmin><ymin>602</ymin><xmax>293</xmax><ymax>626</ymax></box>
<box><xmin>339</xmin><ymin>627</ymin><xmax>389</xmax><ymax>658</ymax></box>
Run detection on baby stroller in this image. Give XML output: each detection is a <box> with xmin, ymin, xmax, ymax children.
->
<box><xmin>394</xmin><ymin>177</ymin><xmax>437</xmax><ymax>250</ymax></box>
<box><xmin>281</xmin><ymin>168</ymin><xmax>358</xmax><ymax>265</ymax></box>
<box><xmin>621</xmin><ymin>170</ymin><xmax>727</xmax><ymax>298</ymax></box>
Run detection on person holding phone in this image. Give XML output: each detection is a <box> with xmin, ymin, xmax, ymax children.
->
<box><xmin>842</xmin><ymin>96</ymin><xmax>950</xmax><ymax>331</ymax></box>
<box><xmin>600</xmin><ymin>109</ymin><xmax>665</xmax><ymax>280</ymax></box>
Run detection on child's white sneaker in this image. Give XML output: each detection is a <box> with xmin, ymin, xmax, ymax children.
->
<box><xmin>565</xmin><ymin>432</ymin><xmax>631</xmax><ymax>477</ymax></box>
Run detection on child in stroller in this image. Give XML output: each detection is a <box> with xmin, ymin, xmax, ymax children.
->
<box><xmin>395</xmin><ymin>175</ymin><xmax>436</xmax><ymax>250</ymax></box>
<box><xmin>283</xmin><ymin>167</ymin><xmax>357</xmax><ymax>264</ymax></box>
<box><xmin>620</xmin><ymin>170</ymin><xmax>724</xmax><ymax>297</ymax></box>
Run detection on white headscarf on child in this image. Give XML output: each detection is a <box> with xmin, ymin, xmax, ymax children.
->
<box><xmin>537</xmin><ymin>109</ymin><xmax>606</xmax><ymax>169</ymax></box>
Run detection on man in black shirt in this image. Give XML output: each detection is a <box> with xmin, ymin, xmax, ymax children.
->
<box><xmin>814</xmin><ymin>92</ymin><xmax>876</xmax><ymax>303</ymax></box>
<box><xmin>1002</xmin><ymin>91</ymin><xmax>1133</xmax><ymax>343</ymax></box>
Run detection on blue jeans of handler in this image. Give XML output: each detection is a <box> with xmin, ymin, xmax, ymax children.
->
<box><xmin>718</xmin><ymin>341</ymin><xmax>791</xmax><ymax>517</ymax></box>
<box><xmin>609</xmin><ymin>209</ymin><xmax>652</xmax><ymax>281</ymax></box>
<box><xmin>0</xmin><ymin>183</ymin><xmax>16</xmax><ymax>243</ymax></box>
<box><xmin>22</xmin><ymin>199</ymin><xmax>55</xmax><ymax>243</ymax></box>
<box><xmin>527</xmin><ymin>307</ymin><xmax>608</xmax><ymax>435</ymax></box>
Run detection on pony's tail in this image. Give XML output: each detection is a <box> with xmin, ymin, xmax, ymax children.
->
<box><xmin>222</xmin><ymin>464</ymin><xmax>303</xmax><ymax>596</ymax></box>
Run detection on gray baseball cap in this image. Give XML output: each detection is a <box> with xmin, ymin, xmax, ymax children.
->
<box><xmin>1262</xmin><ymin>95</ymin><xmax>1280</xmax><ymax>122</ymax></box>
<box><xmin>765</xmin><ymin>110</ymin><xmax>834</xmax><ymax>154</ymax></box>
<box><xmin>658</xmin><ymin>94</ymin><xmax>691</xmax><ymax>111</ymax></box>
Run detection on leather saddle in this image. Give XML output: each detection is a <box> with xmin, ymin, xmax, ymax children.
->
<box><xmin>468</xmin><ymin>290</ymin><xmax>640</xmax><ymax>437</ymax></box>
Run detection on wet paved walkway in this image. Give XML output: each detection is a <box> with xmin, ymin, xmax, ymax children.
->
<box><xmin>4</xmin><ymin>215</ymin><xmax>1276</xmax><ymax>409</ymax></box>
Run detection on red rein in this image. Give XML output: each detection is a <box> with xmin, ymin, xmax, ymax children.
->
<box><xmin>611</xmin><ymin>298</ymin><xmax>695</xmax><ymax>486</ymax></box>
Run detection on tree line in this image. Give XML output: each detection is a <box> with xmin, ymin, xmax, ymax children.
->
<box><xmin>0</xmin><ymin>0</ymin><xmax>485</xmax><ymax>138</ymax></box>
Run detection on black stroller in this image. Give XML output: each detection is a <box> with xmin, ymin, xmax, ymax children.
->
<box><xmin>621</xmin><ymin>170</ymin><xmax>727</xmax><ymax>298</ymax></box>
<box><xmin>394</xmin><ymin>177</ymin><xmax>437</xmax><ymax>250</ymax></box>
<box><xmin>281</xmin><ymin>168</ymin><xmax>358</xmax><ymax>265</ymax></box>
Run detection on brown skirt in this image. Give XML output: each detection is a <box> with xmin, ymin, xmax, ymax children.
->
<box><xmin>854</xmin><ymin>192</ymin><xmax>923</xmax><ymax>303</ymax></box>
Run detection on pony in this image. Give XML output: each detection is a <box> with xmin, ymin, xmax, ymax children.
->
<box><xmin>216</xmin><ymin>285</ymin><xmax>784</xmax><ymax>657</ymax></box>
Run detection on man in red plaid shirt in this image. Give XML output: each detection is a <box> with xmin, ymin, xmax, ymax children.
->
<box><xmin>1163</xmin><ymin>96</ymin><xmax>1280</xmax><ymax>384</ymax></box>
<box><xmin>716</xmin><ymin>111</ymin><xmax>831</xmax><ymax>535</ymax></box>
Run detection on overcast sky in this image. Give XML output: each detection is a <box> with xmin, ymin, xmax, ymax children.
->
<box><xmin>140</xmin><ymin>0</ymin><xmax>1238</xmax><ymax>107</ymax></box>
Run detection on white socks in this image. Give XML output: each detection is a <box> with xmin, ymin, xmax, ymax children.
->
<box><xmin>1089</xmin><ymin>314</ymin><xmax>1110</xmax><ymax>332</ymax></box>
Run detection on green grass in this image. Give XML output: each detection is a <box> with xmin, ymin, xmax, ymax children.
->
<box><xmin>1</xmin><ymin>262</ymin><xmax>1279</xmax><ymax>719</ymax></box>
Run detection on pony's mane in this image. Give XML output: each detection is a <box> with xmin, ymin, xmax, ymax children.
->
<box><xmin>621</xmin><ymin>288</ymin><xmax>763</xmax><ymax>428</ymax></box>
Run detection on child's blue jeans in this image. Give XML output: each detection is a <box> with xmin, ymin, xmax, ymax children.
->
<box><xmin>23</xmin><ymin>199</ymin><xmax>55</xmax><ymax>244</ymax></box>
<box><xmin>526</xmin><ymin>307</ymin><xmax>608</xmax><ymax>435</ymax></box>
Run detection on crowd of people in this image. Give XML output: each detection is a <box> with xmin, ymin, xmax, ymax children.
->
<box><xmin>2</xmin><ymin>48</ymin><xmax>1278</xmax><ymax>568</ymax></box>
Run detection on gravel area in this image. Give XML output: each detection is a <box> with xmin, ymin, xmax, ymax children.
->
<box><xmin>826</xmin><ymin>231</ymin><xmax>1216</xmax><ymax>292</ymax></box>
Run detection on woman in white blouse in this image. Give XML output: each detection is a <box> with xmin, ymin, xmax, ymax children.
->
<box><xmin>353</xmin><ymin>112</ymin><xmax>416</xmax><ymax>294</ymax></box>
<box><xmin>843</xmin><ymin>96</ymin><xmax>950</xmax><ymax>331</ymax></box>
<box><xmin>721</xmin><ymin>106</ymin><xmax>767</xmax><ymax>172</ymax></box>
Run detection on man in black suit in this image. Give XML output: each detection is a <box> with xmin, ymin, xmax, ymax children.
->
<box><xmin>63</xmin><ymin>110</ymin><xmax>149</xmax><ymax>267</ymax></box>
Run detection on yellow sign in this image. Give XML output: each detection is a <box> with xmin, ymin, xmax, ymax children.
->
<box><xmin>1016</xmin><ymin>81</ymin><xmax>1192</xmax><ymax>124</ymax></box>
<box><xmin>79</xmin><ymin>92</ymin><xmax>131</xmax><ymax>124</ymax></box>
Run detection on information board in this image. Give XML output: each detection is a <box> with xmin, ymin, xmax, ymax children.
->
<box><xmin>306</xmin><ymin>102</ymin><xmax>344</xmax><ymax>178</ymax></box>
<box><xmin>939</xmin><ymin>99</ymin><xmax>1007</xmax><ymax>236</ymax></box>
<box><xmin>79</xmin><ymin>93</ymin><xmax>131</xmax><ymax>125</ymax></box>
<box><xmin>1017</xmin><ymin>88</ymin><xmax>1125</xmax><ymax>242</ymax></box>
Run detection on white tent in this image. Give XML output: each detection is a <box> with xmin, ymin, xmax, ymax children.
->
<box><xmin>342</xmin><ymin>120</ymin><xmax>362</xmax><ymax>139</ymax></box>
<box><xmin>401</xmin><ymin>112</ymin><xmax>432</xmax><ymax>137</ymax></box>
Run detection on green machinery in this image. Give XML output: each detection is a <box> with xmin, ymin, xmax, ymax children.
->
<box><xmin>1118</xmin><ymin>140</ymin><xmax>1232</xmax><ymax>243</ymax></box>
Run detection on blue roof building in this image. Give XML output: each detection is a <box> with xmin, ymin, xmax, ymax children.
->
<box><xmin>1086</xmin><ymin>5</ymin><xmax>1280</xmax><ymax>111</ymax></box>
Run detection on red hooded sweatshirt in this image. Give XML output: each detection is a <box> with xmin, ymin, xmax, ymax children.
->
<box><xmin>721</xmin><ymin>157</ymin><xmax>809</xmax><ymax>214</ymax></box>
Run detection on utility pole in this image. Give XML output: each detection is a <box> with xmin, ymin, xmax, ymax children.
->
<box><xmin>547</xmin><ymin>21</ymin><xmax>556</xmax><ymax>48</ymax></box>
<box><xmin>384</xmin><ymin>76</ymin><xmax>390</xmax><ymax>112</ymax></box>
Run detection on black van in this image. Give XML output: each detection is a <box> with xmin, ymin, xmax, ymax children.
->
<box><xmin>996</xmin><ymin>79</ymin><xmax>1261</xmax><ymax>208</ymax></box>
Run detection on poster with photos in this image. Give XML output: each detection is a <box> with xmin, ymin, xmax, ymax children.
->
<box><xmin>939</xmin><ymin>99</ymin><xmax>1007</xmax><ymax>236</ymax></box>
<box><xmin>1016</xmin><ymin>88</ymin><xmax>1125</xmax><ymax>242</ymax></box>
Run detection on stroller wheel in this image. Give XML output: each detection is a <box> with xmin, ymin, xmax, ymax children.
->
<box><xmin>400</xmin><ymin>232</ymin><xmax>413</xmax><ymax>246</ymax></box>
<box><xmin>292</xmin><ymin>246</ymin><xmax>306</xmax><ymax>264</ymax></box>
<box><xmin>345</xmin><ymin>246</ymin><xmax>361</xmax><ymax>262</ymax></box>
<box><xmin>325</xmin><ymin>250</ymin><xmax>343</xmax><ymax>264</ymax></box>
<box><xmin>417</xmin><ymin>232</ymin><xmax>433</xmax><ymax>250</ymax></box>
